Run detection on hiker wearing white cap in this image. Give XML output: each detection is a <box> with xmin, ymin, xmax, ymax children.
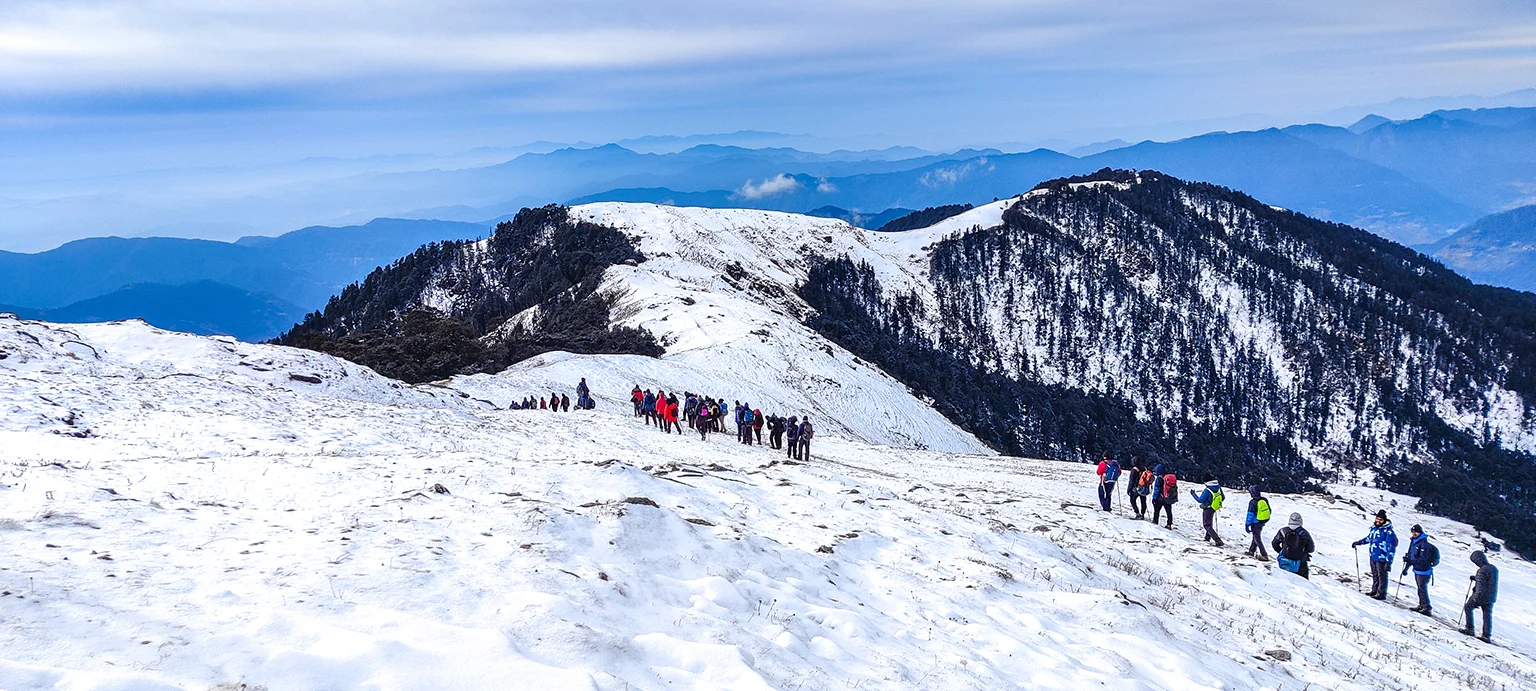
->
<box><xmin>1271</xmin><ymin>513</ymin><xmax>1314</xmax><ymax>579</ymax></box>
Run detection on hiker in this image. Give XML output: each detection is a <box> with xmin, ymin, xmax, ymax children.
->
<box><xmin>796</xmin><ymin>417</ymin><xmax>814</xmax><ymax>460</ymax></box>
<box><xmin>1271</xmin><ymin>512</ymin><xmax>1315</xmax><ymax>579</ymax></box>
<box><xmin>1150</xmin><ymin>464</ymin><xmax>1177</xmax><ymax>528</ymax></box>
<box><xmin>561</xmin><ymin>393</ymin><xmax>570</xmax><ymax>412</ymax></box>
<box><xmin>1352</xmin><ymin>510</ymin><xmax>1399</xmax><ymax>600</ymax></box>
<box><xmin>539</xmin><ymin>396</ymin><xmax>547</xmax><ymax>410</ymax></box>
<box><xmin>1244</xmin><ymin>485</ymin><xmax>1271</xmax><ymax>560</ymax></box>
<box><xmin>768</xmin><ymin>415</ymin><xmax>785</xmax><ymax>449</ymax></box>
<box><xmin>752</xmin><ymin>408</ymin><xmax>765</xmax><ymax>445</ymax></box>
<box><xmin>1402</xmin><ymin>524</ymin><xmax>1440</xmax><ymax>615</ymax></box>
<box><xmin>1095</xmin><ymin>453</ymin><xmax>1120</xmax><ymax>512</ymax></box>
<box><xmin>1129</xmin><ymin>458</ymin><xmax>1151</xmax><ymax>519</ymax></box>
<box><xmin>1460</xmin><ymin>551</ymin><xmax>1498</xmax><ymax>643</ymax></box>
<box><xmin>697</xmin><ymin>404</ymin><xmax>712</xmax><ymax>441</ymax></box>
<box><xmin>742</xmin><ymin>403</ymin><xmax>757</xmax><ymax>445</ymax></box>
<box><xmin>1124</xmin><ymin>458</ymin><xmax>1144</xmax><ymax>519</ymax></box>
<box><xmin>631</xmin><ymin>386</ymin><xmax>643</xmax><ymax>417</ymax></box>
<box><xmin>576</xmin><ymin>378</ymin><xmax>590</xmax><ymax>402</ymax></box>
<box><xmin>642</xmin><ymin>390</ymin><xmax>657</xmax><ymax>425</ymax></box>
<box><xmin>1190</xmin><ymin>474</ymin><xmax>1224</xmax><ymax>546</ymax></box>
<box><xmin>685</xmin><ymin>394</ymin><xmax>699</xmax><ymax>429</ymax></box>
<box><xmin>550</xmin><ymin>393</ymin><xmax>560</xmax><ymax>412</ymax></box>
<box><xmin>785</xmin><ymin>416</ymin><xmax>800</xmax><ymax>458</ymax></box>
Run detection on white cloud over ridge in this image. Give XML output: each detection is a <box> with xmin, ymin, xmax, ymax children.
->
<box><xmin>736</xmin><ymin>173</ymin><xmax>802</xmax><ymax>199</ymax></box>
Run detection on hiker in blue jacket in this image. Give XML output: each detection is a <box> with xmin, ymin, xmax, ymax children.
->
<box><xmin>1401</xmin><ymin>524</ymin><xmax>1439</xmax><ymax>615</ymax></box>
<box><xmin>1095</xmin><ymin>453</ymin><xmax>1120</xmax><ymax>512</ymax></box>
<box><xmin>785</xmin><ymin>416</ymin><xmax>800</xmax><ymax>458</ymax></box>
<box><xmin>1190</xmin><ymin>474</ymin><xmax>1224</xmax><ymax>547</ymax></box>
<box><xmin>1352</xmin><ymin>510</ymin><xmax>1399</xmax><ymax>600</ymax></box>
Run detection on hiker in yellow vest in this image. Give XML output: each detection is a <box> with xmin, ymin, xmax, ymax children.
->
<box><xmin>1244</xmin><ymin>485</ymin><xmax>1271</xmax><ymax>560</ymax></box>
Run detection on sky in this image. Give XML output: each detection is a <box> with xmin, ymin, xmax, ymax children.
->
<box><xmin>2</xmin><ymin>0</ymin><xmax>1535</xmax><ymax>249</ymax></box>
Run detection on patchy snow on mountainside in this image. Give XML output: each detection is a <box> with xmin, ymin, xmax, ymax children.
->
<box><xmin>1</xmin><ymin>316</ymin><xmax>1533</xmax><ymax>690</ymax></box>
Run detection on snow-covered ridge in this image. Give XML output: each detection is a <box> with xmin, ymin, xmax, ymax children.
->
<box><xmin>1</xmin><ymin>317</ymin><xmax>1533</xmax><ymax>690</ymax></box>
<box><xmin>456</xmin><ymin>203</ymin><xmax>994</xmax><ymax>455</ymax></box>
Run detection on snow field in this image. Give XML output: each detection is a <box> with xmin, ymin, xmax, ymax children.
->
<box><xmin>1</xmin><ymin>318</ymin><xmax>1534</xmax><ymax>690</ymax></box>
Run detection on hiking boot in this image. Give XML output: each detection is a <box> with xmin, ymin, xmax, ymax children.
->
<box><xmin>1419</xmin><ymin>609</ymin><xmax>1432</xmax><ymax>617</ymax></box>
<box><xmin>1478</xmin><ymin>635</ymin><xmax>1492</xmax><ymax>644</ymax></box>
<box><xmin>1459</xmin><ymin>627</ymin><xmax>1474</xmax><ymax>636</ymax></box>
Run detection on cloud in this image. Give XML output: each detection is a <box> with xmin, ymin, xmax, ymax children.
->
<box><xmin>737</xmin><ymin>173</ymin><xmax>802</xmax><ymax>199</ymax></box>
<box><xmin>816</xmin><ymin>179</ymin><xmax>838</xmax><ymax>194</ymax></box>
<box><xmin>920</xmin><ymin>158</ymin><xmax>992</xmax><ymax>188</ymax></box>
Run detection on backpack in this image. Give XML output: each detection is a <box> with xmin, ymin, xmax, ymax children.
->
<box><xmin>1255</xmin><ymin>497</ymin><xmax>1271</xmax><ymax>522</ymax></box>
<box><xmin>1207</xmin><ymin>487</ymin><xmax>1224</xmax><ymax>511</ymax></box>
<box><xmin>1161</xmin><ymin>474</ymin><xmax>1178</xmax><ymax>501</ymax></box>
<box><xmin>1103</xmin><ymin>460</ymin><xmax>1121</xmax><ymax>483</ymax></box>
<box><xmin>1426</xmin><ymin>542</ymin><xmax>1440</xmax><ymax>568</ymax></box>
<box><xmin>1280</xmin><ymin>528</ymin><xmax>1308</xmax><ymax>560</ymax></box>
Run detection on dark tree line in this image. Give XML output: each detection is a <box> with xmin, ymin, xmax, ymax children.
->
<box><xmin>876</xmin><ymin>204</ymin><xmax>975</xmax><ymax>232</ymax></box>
<box><xmin>278</xmin><ymin>205</ymin><xmax>661</xmax><ymax>383</ymax></box>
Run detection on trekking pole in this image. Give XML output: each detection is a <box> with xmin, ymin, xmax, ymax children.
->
<box><xmin>1354</xmin><ymin>546</ymin><xmax>1362</xmax><ymax>591</ymax></box>
<box><xmin>1395</xmin><ymin>572</ymin><xmax>1405</xmax><ymax>601</ymax></box>
<box><xmin>1459</xmin><ymin>579</ymin><xmax>1474</xmax><ymax>628</ymax></box>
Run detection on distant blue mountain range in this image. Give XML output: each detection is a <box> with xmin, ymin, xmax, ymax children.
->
<box><xmin>1</xmin><ymin>281</ymin><xmax>308</xmax><ymax>343</ymax></box>
<box><xmin>572</xmin><ymin>120</ymin><xmax>1507</xmax><ymax>246</ymax></box>
<box><xmin>0</xmin><ymin>218</ymin><xmax>488</xmax><ymax>339</ymax></box>
<box><xmin>1430</xmin><ymin>204</ymin><xmax>1536</xmax><ymax>293</ymax></box>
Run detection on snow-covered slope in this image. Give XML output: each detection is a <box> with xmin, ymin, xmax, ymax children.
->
<box><xmin>457</xmin><ymin>203</ymin><xmax>988</xmax><ymax>454</ymax></box>
<box><xmin>2</xmin><ymin>316</ymin><xmax>1533</xmax><ymax>690</ymax></box>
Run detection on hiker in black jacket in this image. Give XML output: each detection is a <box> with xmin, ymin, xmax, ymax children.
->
<box><xmin>785</xmin><ymin>416</ymin><xmax>799</xmax><ymax>458</ymax></box>
<box><xmin>1271</xmin><ymin>512</ymin><xmax>1315</xmax><ymax>579</ymax></box>
<box><xmin>1461</xmin><ymin>550</ymin><xmax>1499</xmax><ymax>643</ymax></box>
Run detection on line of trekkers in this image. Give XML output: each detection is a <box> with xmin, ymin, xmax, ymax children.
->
<box><xmin>630</xmin><ymin>385</ymin><xmax>815</xmax><ymax>461</ymax></box>
<box><xmin>1093</xmin><ymin>452</ymin><xmax>1500</xmax><ymax>644</ymax></box>
<box><xmin>510</xmin><ymin>378</ymin><xmax>597</xmax><ymax>411</ymax></box>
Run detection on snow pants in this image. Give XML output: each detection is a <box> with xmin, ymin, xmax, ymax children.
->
<box><xmin>1201</xmin><ymin>508</ymin><xmax>1221</xmax><ymax>545</ymax></box>
<box><xmin>754</xmin><ymin>427</ymin><xmax>762</xmax><ymax>444</ymax></box>
<box><xmin>1152</xmin><ymin>500</ymin><xmax>1173</xmax><ymax>527</ymax></box>
<box><xmin>798</xmin><ymin>438</ymin><xmax>810</xmax><ymax>460</ymax></box>
<box><xmin>1368</xmin><ymin>560</ymin><xmax>1389</xmax><ymax>598</ymax></box>
<box><xmin>786</xmin><ymin>438</ymin><xmax>798</xmax><ymax>458</ymax></box>
<box><xmin>1247</xmin><ymin>521</ymin><xmax>1268</xmax><ymax>559</ymax></box>
<box><xmin>1414</xmin><ymin>573</ymin><xmax>1432</xmax><ymax>611</ymax></box>
<box><xmin>770</xmin><ymin>430</ymin><xmax>782</xmax><ymax>449</ymax></box>
<box><xmin>1463</xmin><ymin>602</ymin><xmax>1492</xmax><ymax>638</ymax></box>
<box><xmin>1097</xmin><ymin>482</ymin><xmax>1115</xmax><ymax>512</ymax></box>
<box><xmin>1128</xmin><ymin>492</ymin><xmax>1147</xmax><ymax>518</ymax></box>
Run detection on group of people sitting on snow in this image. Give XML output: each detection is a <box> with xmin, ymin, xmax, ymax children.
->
<box><xmin>1093</xmin><ymin>452</ymin><xmax>1501</xmax><ymax>644</ymax></box>
<box><xmin>630</xmin><ymin>386</ymin><xmax>815</xmax><ymax>461</ymax></box>
<box><xmin>511</xmin><ymin>378</ymin><xmax>597</xmax><ymax>411</ymax></box>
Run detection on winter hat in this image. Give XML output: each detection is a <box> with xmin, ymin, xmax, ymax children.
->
<box><xmin>1201</xmin><ymin>473</ymin><xmax>1214</xmax><ymax>483</ymax></box>
<box><xmin>1411</xmin><ymin>524</ymin><xmax>1423</xmax><ymax>534</ymax></box>
<box><xmin>1288</xmin><ymin>513</ymin><xmax>1303</xmax><ymax>528</ymax></box>
<box><xmin>1375</xmin><ymin>510</ymin><xmax>1388</xmax><ymax>521</ymax></box>
<box><xmin>1249</xmin><ymin>485</ymin><xmax>1261</xmax><ymax>498</ymax></box>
